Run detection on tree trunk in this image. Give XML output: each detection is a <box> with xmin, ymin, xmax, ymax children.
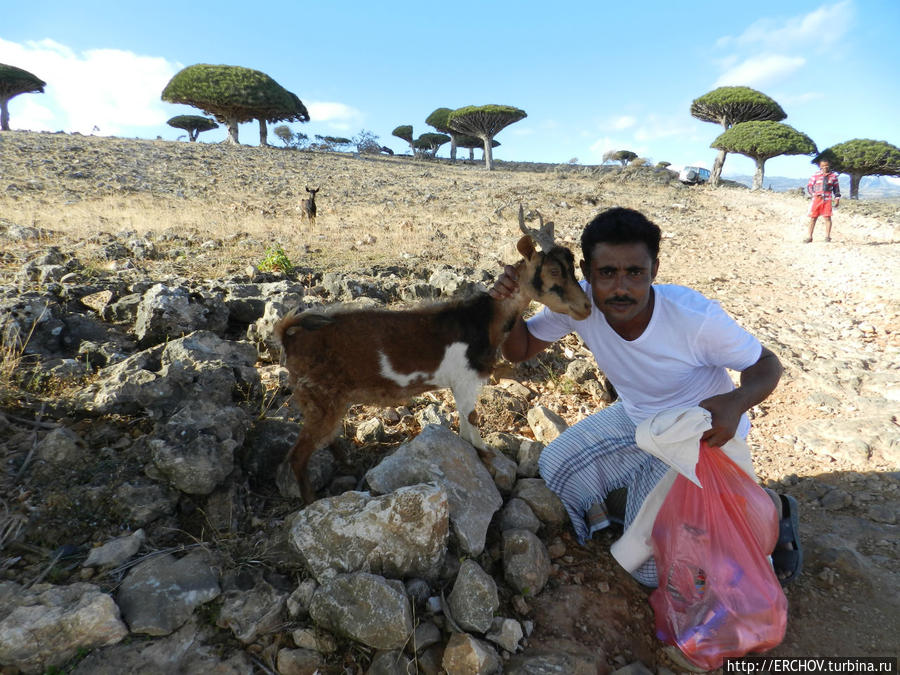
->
<box><xmin>0</xmin><ymin>98</ymin><xmax>10</xmax><ymax>131</ymax></box>
<box><xmin>225</xmin><ymin>118</ymin><xmax>240</xmax><ymax>144</ymax></box>
<box><xmin>469</xmin><ymin>148</ymin><xmax>475</xmax><ymax>160</ymax></box>
<box><xmin>189</xmin><ymin>129</ymin><xmax>198</xmax><ymax>142</ymax></box>
<box><xmin>449</xmin><ymin>133</ymin><xmax>458</xmax><ymax>162</ymax></box>
<box><xmin>483</xmin><ymin>135</ymin><xmax>494</xmax><ymax>171</ymax></box>
<box><xmin>752</xmin><ymin>158</ymin><xmax>766</xmax><ymax>191</ymax></box>
<box><xmin>258</xmin><ymin>119</ymin><xmax>268</xmax><ymax>146</ymax></box>
<box><xmin>710</xmin><ymin>148</ymin><xmax>728</xmax><ymax>186</ymax></box>
<box><xmin>850</xmin><ymin>173</ymin><xmax>862</xmax><ymax>199</ymax></box>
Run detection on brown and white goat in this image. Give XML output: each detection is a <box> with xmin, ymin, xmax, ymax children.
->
<box><xmin>302</xmin><ymin>187</ymin><xmax>319</xmax><ymax>224</ymax></box>
<box><xmin>274</xmin><ymin>206</ymin><xmax>592</xmax><ymax>502</ymax></box>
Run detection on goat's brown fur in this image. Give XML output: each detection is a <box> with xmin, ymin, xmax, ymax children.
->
<box><xmin>275</xmin><ymin>216</ymin><xmax>591</xmax><ymax>502</ymax></box>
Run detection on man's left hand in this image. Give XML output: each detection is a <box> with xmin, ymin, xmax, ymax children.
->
<box><xmin>698</xmin><ymin>392</ymin><xmax>744</xmax><ymax>448</ymax></box>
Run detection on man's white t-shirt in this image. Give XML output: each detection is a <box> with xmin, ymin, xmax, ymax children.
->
<box><xmin>527</xmin><ymin>283</ymin><xmax>762</xmax><ymax>437</ymax></box>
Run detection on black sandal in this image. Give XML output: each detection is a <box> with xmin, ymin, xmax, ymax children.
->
<box><xmin>772</xmin><ymin>494</ymin><xmax>803</xmax><ymax>585</ymax></box>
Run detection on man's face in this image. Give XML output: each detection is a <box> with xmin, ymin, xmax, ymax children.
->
<box><xmin>580</xmin><ymin>242</ymin><xmax>659</xmax><ymax>327</ymax></box>
<box><xmin>820</xmin><ymin>160</ymin><xmax>831</xmax><ymax>172</ymax></box>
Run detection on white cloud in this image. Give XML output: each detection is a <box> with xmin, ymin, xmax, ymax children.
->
<box><xmin>714</xmin><ymin>54</ymin><xmax>806</xmax><ymax>88</ymax></box>
<box><xmin>306</xmin><ymin>101</ymin><xmax>363</xmax><ymax>131</ymax></box>
<box><xmin>722</xmin><ymin>1</ymin><xmax>851</xmax><ymax>50</ymax></box>
<box><xmin>611</xmin><ymin>115</ymin><xmax>637</xmax><ymax>130</ymax></box>
<box><xmin>588</xmin><ymin>137</ymin><xmax>620</xmax><ymax>155</ymax></box>
<box><xmin>0</xmin><ymin>38</ymin><xmax>180</xmax><ymax>135</ymax></box>
<box><xmin>711</xmin><ymin>3</ymin><xmax>853</xmax><ymax>96</ymax></box>
<box><xmin>584</xmin><ymin>112</ymin><xmax>701</xmax><ymax>162</ymax></box>
<box><xmin>633</xmin><ymin>114</ymin><xmax>700</xmax><ymax>143</ymax></box>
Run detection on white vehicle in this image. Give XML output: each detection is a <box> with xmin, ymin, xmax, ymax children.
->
<box><xmin>679</xmin><ymin>166</ymin><xmax>711</xmax><ymax>184</ymax></box>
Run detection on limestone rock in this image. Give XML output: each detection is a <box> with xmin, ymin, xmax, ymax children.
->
<box><xmin>308</xmin><ymin>572</ymin><xmax>413</xmax><ymax>650</ymax></box>
<box><xmin>116</xmin><ymin>551</ymin><xmax>221</xmax><ymax>635</ymax></box>
<box><xmin>503</xmin><ymin>528</ymin><xmax>551</xmax><ymax>596</ymax></box>
<box><xmin>441</xmin><ymin>632</ymin><xmax>500</xmax><ymax>675</ymax></box>
<box><xmin>365</xmin><ymin>424</ymin><xmax>502</xmax><ymax>556</ymax></box>
<box><xmin>0</xmin><ymin>581</ymin><xmax>127</xmax><ymax>674</ymax></box>
<box><xmin>288</xmin><ymin>484</ymin><xmax>449</xmax><ymax>582</ymax></box>
<box><xmin>447</xmin><ymin>559</ymin><xmax>499</xmax><ymax>634</ymax></box>
<box><xmin>526</xmin><ymin>405</ymin><xmax>568</xmax><ymax>443</ymax></box>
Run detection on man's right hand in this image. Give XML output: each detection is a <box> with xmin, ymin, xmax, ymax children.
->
<box><xmin>488</xmin><ymin>265</ymin><xmax>519</xmax><ymax>300</ymax></box>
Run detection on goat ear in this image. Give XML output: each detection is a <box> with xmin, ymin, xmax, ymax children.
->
<box><xmin>517</xmin><ymin>235</ymin><xmax>536</xmax><ymax>259</ymax></box>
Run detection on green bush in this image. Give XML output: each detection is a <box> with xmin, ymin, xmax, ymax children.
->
<box><xmin>258</xmin><ymin>245</ymin><xmax>294</xmax><ymax>273</ymax></box>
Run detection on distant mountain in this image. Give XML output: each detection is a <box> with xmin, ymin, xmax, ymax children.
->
<box><xmin>723</xmin><ymin>173</ymin><xmax>900</xmax><ymax>199</ymax></box>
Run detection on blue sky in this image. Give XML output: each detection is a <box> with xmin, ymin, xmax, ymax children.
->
<box><xmin>2</xmin><ymin>0</ymin><xmax>898</xmax><ymax>179</ymax></box>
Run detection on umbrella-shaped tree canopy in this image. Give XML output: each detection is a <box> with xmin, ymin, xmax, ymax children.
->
<box><xmin>691</xmin><ymin>86</ymin><xmax>786</xmax><ymax>185</ymax></box>
<box><xmin>162</xmin><ymin>64</ymin><xmax>308</xmax><ymax>144</ymax></box>
<box><xmin>166</xmin><ymin>115</ymin><xmax>219</xmax><ymax>142</ymax></box>
<box><xmin>815</xmin><ymin>139</ymin><xmax>900</xmax><ymax>199</ymax></box>
<box><xmin>712</xmin><ymin>121</ymin><xmax>816</xmax><ymax>190</ymax></box>
<box><xmin>0</xmin><ymin>63</ymin><xmax>46</xmax><ymax>131</ymax></box>
<box><xmin>447</xmin><ymin>105</ymin><xmax>526</xmax><ymax>170</ymax></box>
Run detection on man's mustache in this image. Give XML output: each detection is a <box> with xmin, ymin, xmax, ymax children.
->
<box><xmin>605</xmin><ymin>296</ymin><xmax>636</xmax><ymax>305</ymax></box>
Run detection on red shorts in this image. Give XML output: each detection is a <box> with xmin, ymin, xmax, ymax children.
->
<box><xmin>809</xmin><ymin>196</ymin><xmax>833</xmax><ymax>218</ymax></box>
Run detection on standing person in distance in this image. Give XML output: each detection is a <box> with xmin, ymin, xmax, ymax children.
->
<box><xmin>805</xmin><ymin>159</ymin><xmax>841</xmax><ymax>243</ymax></box>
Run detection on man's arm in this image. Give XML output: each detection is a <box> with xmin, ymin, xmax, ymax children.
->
<box><xmin>831</xmin><ymin>173</ymin><xmax>841</xmax><ymax>200</ymax></box>
<box><xmin>501</xmin><ymin>314</ymin><xmax>554</xmax><ymax>362</ymax></box>
<box><xmin>699</xmin><ymin>346</ymin><xmax>783</xmax><ymax>447</ymax></box>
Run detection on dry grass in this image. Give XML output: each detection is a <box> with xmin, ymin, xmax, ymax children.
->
<box><xmin>0</xmin><ymin>133</ymin><xmax>666</xmax><ymax>281</ymax></box>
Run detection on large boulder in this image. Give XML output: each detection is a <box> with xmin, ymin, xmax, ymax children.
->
<box><xmin>308</xmin><ymin>573</ymin><xmax>413</xmax><ymax>650</ymax></box>
<box><xmin>288</xmin><ymin>484</ymin><xmax>449</xmax><ymax>582</ymax></box>
<box><xmin>147</xmin><ymin>399</ymin><xmax>249</xmax><ymax>495</ymax></box>
<box><xmin>134</xmin><ymin>283</ymin><xmax>228</xmax><ymax>347</ymax></box>
<box><xmin>0</xmin><ymin>581</ymin><xmax>127</xmax><ymax>674</ymax></box>
<box><xmin>77</xmin><ymin>331</ymin><xmax>260</xmax><ymax>416</ymax></box>
<box><xmin>116</xmin><ymin>551</ymin><xmax>221</xmax><ymax>636</ymax></box>
<box><xmin>365</xmin><ymin>425</ymin><xmax>502</xmax><ymax>556</ymax></box>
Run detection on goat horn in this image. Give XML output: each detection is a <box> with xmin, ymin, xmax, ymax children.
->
<box><xmin>518</xmin><ymin>203</ymin><xmax>556</xmax><ymax>251</ymax></box>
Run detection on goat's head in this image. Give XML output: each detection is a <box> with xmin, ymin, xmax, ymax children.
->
<box><xmin>516</xmin><ymin>204</ymin><xmax>592</xmax><ymax>320</ymax></box>
<box><xmin>305</xmin><ymin>187</ymin><xmax>319</xmax><ymax>198</ymax></box>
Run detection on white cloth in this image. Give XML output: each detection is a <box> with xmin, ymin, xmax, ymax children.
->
<box><xmin>527</xmin><ymin>284</ymin><xmax>762</xmax><ymax>438</ymax></box>
<box><xmin>610</xmin><ymin>406</ymin><xmax>757</xmax><ymax>573</ymax></box>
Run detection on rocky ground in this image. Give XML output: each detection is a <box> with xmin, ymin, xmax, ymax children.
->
<box><xmin>0</xmin><ymin>131</ymin><xmax>898</xmax><ymax>674</ymax></box>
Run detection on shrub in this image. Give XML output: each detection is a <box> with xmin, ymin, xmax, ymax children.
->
<box><xmin>353</xmin><ymin>129</ymin><xmax>382</xmax><ymax>154</ymax></box>
<box><xmin>258</xmin><ymin>245</ymin><xmax>294</xmax><ymax>273</ymax></box>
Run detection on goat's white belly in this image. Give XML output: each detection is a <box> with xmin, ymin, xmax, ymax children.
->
<box><xmin>377</xmin><ymin>342</ymin><xmax>481</xmax><ymax>391</ymax></box>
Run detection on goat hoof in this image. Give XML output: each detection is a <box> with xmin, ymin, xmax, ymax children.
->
<box><xmin>276</xmin><ymin>462</ymin><xmax>304</xmax><ymax>500</ymax></box>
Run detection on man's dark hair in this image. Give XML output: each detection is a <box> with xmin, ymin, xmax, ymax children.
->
<box><xmin>580</xmin><ymin>207</ymin><xmax>661</xmax><ymax>265</ymax></box>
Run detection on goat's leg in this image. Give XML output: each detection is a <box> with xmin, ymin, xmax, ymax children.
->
<box><xmin>451</xmin><ymin>377</ymin><xmax>487</xmax><ymax>453</ymax></box>
<box><xmin>278</xmin><ymin>400</ymin><xmax>345</xmax><ymax>503</ymax></box>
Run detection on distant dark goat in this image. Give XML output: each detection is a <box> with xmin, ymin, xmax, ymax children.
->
<box><xmin>302</xmin><ymin>187</ymin><xmax>319</xmax><ymax>224</ymax></box>
<box><xmin>273</xmin><ymin>205</ymin><xmax>593</xmax><ymax>502</ymax></box>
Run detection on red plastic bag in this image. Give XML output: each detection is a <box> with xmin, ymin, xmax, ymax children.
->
<box><xmin>649</xmin><ymin>442</ymin><xmax>787</xmax><ymax>671</ymax></box>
